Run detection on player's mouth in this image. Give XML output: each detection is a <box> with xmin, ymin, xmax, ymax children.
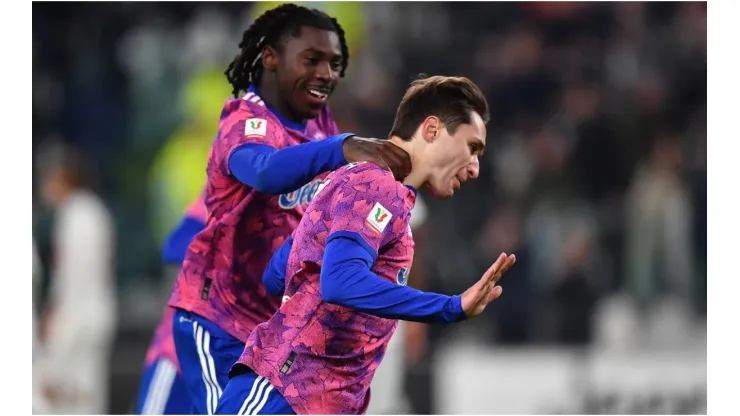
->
<box><xmin>452</xmin><ymin>178</ymin><xmax>461</xmax><ymax>191</ymax></box>
<box><xmin>304</xmin><ymin>86</ymin><xmax>332</xmax><ymax>104</ymax></box>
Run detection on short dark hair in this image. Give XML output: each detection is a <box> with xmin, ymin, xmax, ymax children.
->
<box><xmin>389</xmin><ymin>75</ymin><xmax>490</xmax><ymax>141</ymax></box>
<box><xmin>225</xmin><ymin>3</ymin><xmax>350</xmax><ymax>98</ymax></box>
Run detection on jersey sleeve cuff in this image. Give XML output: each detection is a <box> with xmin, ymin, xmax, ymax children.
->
<box><xmin>327</xmin><ymin>133</ymin><xmax>355</xmax><ymax>166</ymax></box>
<box><xmin>448</xmin><ymin>295</ymin><xmax>467</xmax><ymax>323</ymax></box>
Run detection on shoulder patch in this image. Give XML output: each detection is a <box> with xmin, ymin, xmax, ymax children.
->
<box><xmin>245</xmin><ymin>118</ymin><xmax>267</xmax><ymax>137</ymax></box>
<box><xmin>366</xmin><ymin>202</ymin><xmax>393</xmax><ymax>234</ymax></box>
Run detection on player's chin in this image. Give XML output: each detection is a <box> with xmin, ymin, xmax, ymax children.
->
<box><xmin>297</xmin><ymin>92</ymin><xmax>328</xmax><ymax>117</ymax></box>
<box><xmin>427</xmin><ymin>184</ymin><xmax>455</xmax><ymax>199</ymax></box>
<box><xmin>298</xmin><ymin>104</ymin><xmax>323</xmax><ymax>120</ymax></box>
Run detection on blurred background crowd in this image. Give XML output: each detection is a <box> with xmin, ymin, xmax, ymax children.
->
<box><xmin>32</xmin><ymin>2</ymin><xmax>706</xmax><ymax>414</ymax></box>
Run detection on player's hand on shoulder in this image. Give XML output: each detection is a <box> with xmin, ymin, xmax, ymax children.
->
<box><xmin>460</xmin><ymin>252</ymin><xmax>516</xmax><ymax>319</ymax></box>
<box><xmin>342</xmin><ymin>136</ymin><xmax>412</xmax><ymax>181</ymax></box>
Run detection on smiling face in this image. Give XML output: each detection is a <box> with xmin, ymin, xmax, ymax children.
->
<box><xmin>262</xmin><ymin>25</ymin><xmax>343</xmax><ymax>121</ymax></box>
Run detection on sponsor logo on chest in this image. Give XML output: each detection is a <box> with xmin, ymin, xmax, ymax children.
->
<box><xmin>278</xmin><ymin>179</ymin><xmax>325</xmax><ymax>209</ymax></box>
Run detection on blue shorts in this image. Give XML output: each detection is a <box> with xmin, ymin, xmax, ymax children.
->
<box><xmin>134</xmin><ymin>358</ymin><xmax>191</xmax><ymax>414</ymax></box>
<box><xmin>172</xmin><ymin>309</ymin><xmax>246</xmax><ymax>415</ymax></box>
<box><xmin>216</xmin><ymin>367</ymin><xmax>295</xmax><ymax>415</ymax></box>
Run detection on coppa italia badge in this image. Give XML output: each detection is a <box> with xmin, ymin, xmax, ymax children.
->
<box><xmin>366</xmin><ymin>202</ymin><xmax>392</xmax><ymax>233</ymax></box>
<box><xmin>244</xmin><ymin>118</ymin><xmax>267</xmax><ymax>137</ymax></box>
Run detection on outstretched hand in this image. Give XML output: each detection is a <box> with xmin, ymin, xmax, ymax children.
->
<box><xmin>460</xmin><ymin>252</ymin><xmax>516</xmax><ymax>319</ymax></box>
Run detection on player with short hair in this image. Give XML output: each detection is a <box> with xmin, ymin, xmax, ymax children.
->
<box><xmin>134</xmin><ymin>193</ymin><xmax>207</xmax><ymax>415</ymax></box>
<box><xmin>167</xmin><ymin>4</ymin><xmax>411</xmax><ymax>414</ymax></box>
<box><xmin>215</xmin><ymin>75</ymin><xmax>517</xmax><ymax>415</ymax></box>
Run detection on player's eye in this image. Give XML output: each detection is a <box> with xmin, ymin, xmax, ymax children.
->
<box><xmin>305</xmin><ymin>57</ymin><xmax>320</xmax><ymax>66</ymax></box>
<box><xmin>469</xmin><ymin>144</ymin><xmax>482</xmax><ymax>157</ymax></box>
<box><xmin>330</xmin><ymin>60</ymin><xmax>341</xmax><ymax>72</ymax></box>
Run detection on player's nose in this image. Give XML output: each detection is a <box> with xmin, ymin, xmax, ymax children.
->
<box><xmin>467</xmin><ymin>156</ymin><xmax>480</xmax><ymax>180</ymax></box>
<box><xmin>315</xmin><ymin>62</ymin><xmax>337</xmax><ymax>83</ymax></box>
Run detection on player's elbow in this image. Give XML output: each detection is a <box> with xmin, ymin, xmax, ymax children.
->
<box><xmin>253</xmin><ymin>168</ymin><xmax>281</xmax><ymax>194</ymax></box>
<box><xmin>230</xmin><ymin>145</ymin><xmax>289</xmax><ymax>194</ymax></box>
<box><xmin>320</xmin><ymin>278</ymin><xmax>340</xmax><ymax>304</ymax></box>
<box><xmin>319</xmin><ymin>268</ymin><xmax>345</xmax><ymax>305</ymax></box>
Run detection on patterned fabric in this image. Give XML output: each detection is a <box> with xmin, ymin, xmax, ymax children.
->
<box><xmin>237</xmin><ymin>162</ymin><xmax>416</xmax><ymax>415</ymax></box>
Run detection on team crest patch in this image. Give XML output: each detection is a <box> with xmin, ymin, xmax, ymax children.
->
<box><xmin>245</xmin><ymin>118</ymin><xmax>267</xmax><ymax>137</ymax></box>
<box><xmin>366</xmin><ymin>202</ymin><xmax>392</xmax><ymax>233</ymax></box>
<box><xmin>397</xmin><ymin>267</ymin><xmax>410</xmax><ymax>286</ymax></box>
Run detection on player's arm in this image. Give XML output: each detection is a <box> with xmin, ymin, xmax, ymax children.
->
<box><xmin>161</xmin><ymin>216</ymin><xmax>206</xmax><ymax>265</ymax></box>
<box><xmin>228</xmin><ymin>127</ymin><xmax>355</xmax><ymax>194</ymax></box>
<box><xmin>262</xmin><ymin>236</ymin><xmax>294</xmax><ymax>296</ymax></box>
<box><xmin>161</xmin><ymin>191</ymin><xmax>207</xmax><ymax>265</ymax></box>
<box><xmin>221</xmin><ymin>112</ymin><xmax>411</xmax><ymax>194</ymax></box>
<box><xmin>316</xmin><ymin>169</ymin><xmax>465</xmax><ymax>324</ymax></box>
<box><xmin>320</xmin><ymin>234</ymin><xmax>466</xmax><ymax>324</ymax></box>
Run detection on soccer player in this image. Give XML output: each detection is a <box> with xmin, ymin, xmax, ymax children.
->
<box><xmin>167</xmin><ymin>4</ymin><xmax>411</xmax><ymax>414</ymax></box>
<box><xmin>134</xmin><ymin>193</ymin><xmax>206</xmax><ymax>415</ymax></box>
<box><xmin>215</xmin><ymin>75</ymin><xmax>517</xmax><ymax>415</ymax></box>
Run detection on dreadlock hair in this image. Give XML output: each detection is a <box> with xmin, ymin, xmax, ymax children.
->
<box><xmin>225</xmin><ymin>3</ymin><xmax>349</xmax><ymax>98</ymax></box>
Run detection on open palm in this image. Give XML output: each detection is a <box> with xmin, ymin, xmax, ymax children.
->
<box><xmin>461</xmin><ymin>252</ymin><xmax>516</xmax><ymax>319</ymax></box>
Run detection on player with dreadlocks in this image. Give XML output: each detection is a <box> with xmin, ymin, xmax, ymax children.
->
<box><xmin>167</xmin><ymin>4</ymin><xmax>412</xmax><ymax>414</ymax></box>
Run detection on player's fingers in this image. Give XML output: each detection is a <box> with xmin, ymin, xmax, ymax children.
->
<box><xmin>496</xmin><ymin>254</ymin><xmax>516</xmax><ymax>280</ymax></box>
<box><xmin>493</xmin><ymin>252</ymin><xmax>509</xmax><ymax>277</ymax></box>
<box><xmin>486</xmin><ymin>285</ymin><xmax>503</xmax><ymax>303</ymax></box>
<box><xmin>495</xmin><ymin>254</ymin><xmax>517</xmax><ymax>282</ymax></box>
<box><xmin>482</xmin><ymin>253</ymin><xmax>507</xmax><ymax>283</ymax></box>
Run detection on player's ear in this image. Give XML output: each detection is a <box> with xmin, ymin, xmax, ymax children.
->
<box><xmin>262</xmin><ymin>46</ymin><xmax>279</xmax><ymax>72</ymax></box>
<box><xmin>421</xmin><ymin>116</ymin><xmax>441</xmax><ymax>144</ymax></box>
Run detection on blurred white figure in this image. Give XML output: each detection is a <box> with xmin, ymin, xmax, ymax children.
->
<box><xmin>593</xmin><ymin>292</ymin><xmax>641</xmax><ymax>351</ymax></box>
<box><xmin>37</xmin><ymin>143</ymin><xmax>118</xmax><ymax>414</ymax></box>
<box><xmin>624</xmin><ymin>132</ymin><xmax>695</xmax><ymax>345</ymax></box>
<box><xmin>32</xmin><ymin>240</ymin><xmax>51</xmax><ymax>414</ymax></box>
<box><xmin>367</xmin><ymin>195</ymin><xmax>428</xmax><ymax>414</ymax></box>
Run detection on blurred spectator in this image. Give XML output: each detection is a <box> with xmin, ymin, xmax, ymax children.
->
<box><xmin>36</xmin><ymin>142</ymin><xmax>118</xmax><ymax>414</ymax></box>
<box><xmin>33</xmin><ymin>240</ymin><xmax>50</xmax><ymax>414</ymax></box>
<box><xmin>623</xmin><ymin>130</ymin><xmax>694</xmax><ymax>310</ymax></box>
<box><xmin>689</xmin><ymin>130</ymin><xmax>706</xmax><ymax>316</ymax></box>
<box><xmin>476</xmin><ymin>205</ymin><xmax>534</xmax><ymax>344</ymax></box>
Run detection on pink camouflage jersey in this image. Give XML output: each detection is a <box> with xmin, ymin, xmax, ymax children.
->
<box><xmin>167</xmin><ymin>89</ymin><xmax>340</xmax><ymax>343</ymax></box>
<box><xmin>146</xmin><ymin>192</ymin><xmax>208</xmax><ymax>369</ymax></box>
<box><xmin>236</xmin><ymin>162</ymin><xmax>416</xmax><ymax>415</ymax></box>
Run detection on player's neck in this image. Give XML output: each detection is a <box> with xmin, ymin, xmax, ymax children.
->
<box><xmin>49</xmin><ymin>186</ymin><xmax>76</xmax><ymax>208</ymax></box>
<box><xmin>255</xmin><ymin>82</ymin><xmax>305</xmax><ymax>125</ymax></box>
<box><xmin>389</xmin><ymin>136</ymin><xmax>427</xmax><ymax>188</ymax></box>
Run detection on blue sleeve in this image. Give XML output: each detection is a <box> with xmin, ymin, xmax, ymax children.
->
<box><xmin>161</xmin><ymin>216</ymin><xmax>206</xmax><ymax>265</ymax></box>
<box><xmin>319</xmin><ymin>233</ymin><xmax>466</xmax><ymax>324</ymax></box>
<box><xmin>228</xmin><ymin>133</ymin><xmax>354</xmax><ymax>194</ymax></box>
<box><xmin>262</xmin><ymin>236</ymin><xmax>294</xmax><ymax>296</ymax></box>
